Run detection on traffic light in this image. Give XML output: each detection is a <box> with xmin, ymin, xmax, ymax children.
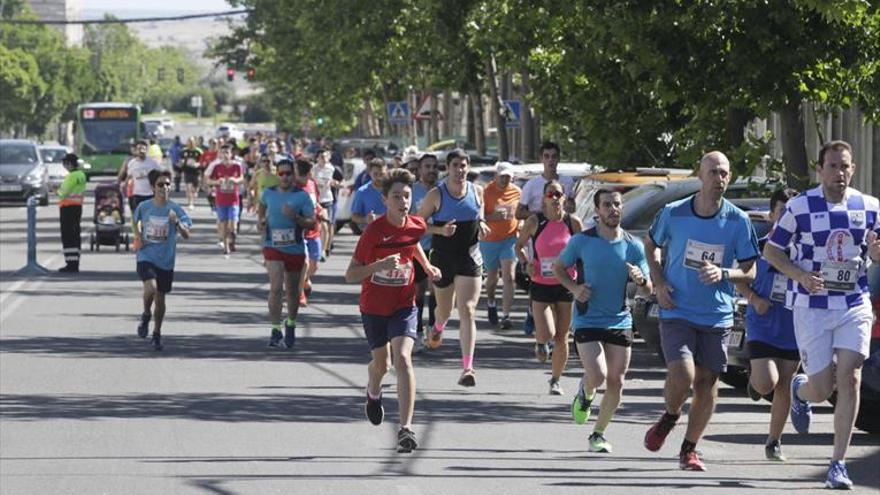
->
<box><xmin>157</xmin><ymin>68</ymin><xmax>165</xmax><ymax>81</ymax></box>
<box><xmin>226</xmin><ymin>67</ymin><xmax>235</xmax><ymax>82</ymax></box>
<box><xmin>177</xmin><ymin>68</ymin><xmax>184</xmax><ymax>84</ymax></box>
<box><xmin>246</xmin><ymin>68</ymin><xmax>255</xmax><ymax>81</ymax></box>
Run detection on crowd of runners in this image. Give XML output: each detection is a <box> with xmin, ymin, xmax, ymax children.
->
<box><xmin>96</xmin><ymin>134</ymin><xmax>879</xmax><ymax>489</ymax></box>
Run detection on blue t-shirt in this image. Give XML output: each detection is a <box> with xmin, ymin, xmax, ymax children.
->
<box><xmin>411</xmin><ymin>182</ymin><xmax>432</xmax><ymax>250</ymax></box>
<box><xmin>649</xmin><ymin>195</ymin><xmax>759</xmax><ymax>327</ymax></box>
<box><xmin>261</xmin><ymin>186</ymin><xmax>315</xmax><ymax>255</ymax></box>
<box><xmin>134</xmin><ymin>199</ymin><xmax>191</xmax><ymax>270</ymax></box>
<box><xmin>745</xmin><ymin>238</ymin><xmax>797</xmax><ymax>350</ymax></box>
<box><xmin>352</xmin><ymin>182</ymin><xmax>386</xmax><ymax>220</ymax></box>
<box><xmin>559</xmin><ymin>227</ymin><xmax>649</xmax><ymax>330</ymax></box>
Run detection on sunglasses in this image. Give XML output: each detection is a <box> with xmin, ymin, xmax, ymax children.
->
<box><xmin>545</xmin><ymin>191</ymin><xmax>564</xmax><ymax>199</ymax></box>
<box><xmin>277</xmin><ymin>171</ymin><xmax>292</xmax><ymax>177</ymax></box>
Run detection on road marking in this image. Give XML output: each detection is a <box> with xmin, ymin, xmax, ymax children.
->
<box><xmin>0</xmin><ymin>255</ymin><xmax>59</xmax><ymax>323</ymax></box>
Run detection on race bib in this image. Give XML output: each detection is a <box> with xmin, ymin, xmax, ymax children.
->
<box><xmin>770</xmin><ymin>274</ymin><xmax>788</xmax><ymax>303</ymax></box>
<box><xmin>145</xmin><ymin>215</ymin><xmax>169</xmax><ymax>242</ymax></box>
<box><xmin>684</xmin><ymin>239</ymin><xmax>725</xmax><ymax>270</ymax></box>
<box><xmin>540</xmin><ymin>257</ymin><xmax>557</xmax><ymax>278</ymax></box>
<box><xmin>219</xmin><ymin>179</ymin><xmax>236</xmax><ymax>192</ymax></box>
<box><xmin>820</xmin><ymin>260</ymin><xmax>860</xmax><ymax>292</ymax></box>
<box><xmin>271</xmin><ymin>228</ymin><xmax>298</xmax><ymax>246</ymax></box>
<box><xmin>371</xmin><ymin>262</ymin><xmax>413</xmax><ymax>286</ymax></box>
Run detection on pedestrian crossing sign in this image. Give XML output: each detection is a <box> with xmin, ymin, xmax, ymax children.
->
<box><xmin>503</xmin><ymin>100</ymin><xmax>521</xmax><ymax>128</ymax></box>
<box><xmin>387</xmin><ymin>101</ymin><xmax>411</xmax><ymax>125</ymax></box>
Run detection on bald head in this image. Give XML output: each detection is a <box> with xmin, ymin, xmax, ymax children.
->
<box><xmin>699</xmin><ymin>151</ymin><xmax>730</xmax><ymax>172</ymax></box>
<box><xmin>698</xmin><ymin>150</ymin><xmax>731</xmax><ymax>199</ymax></box>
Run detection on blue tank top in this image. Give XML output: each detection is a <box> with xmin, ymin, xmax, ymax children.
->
<box><xmin>432</xmin><ymin>181</ymin><xmax>480</xmax><ymax>252</ymax></box>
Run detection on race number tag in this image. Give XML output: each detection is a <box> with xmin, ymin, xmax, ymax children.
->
<box><xmin>271</xmin><ymin>228</ymin><xmax>298</xmax><ymax>246</ymax></box>
<box><xmin>219</xmin><ymin>179</ymin><xmax>236</xmax><ymax>192</ymax></box>
<box><xmin>145</xmin><ymin>215</ymin><xmax>169</xmax><ymax>242</ymax></box>
<box><xmin>770</xmin><ymin>274</ymin><xmax>788</xmax><ymax>303</ymax></box>
<box><xmin>684</xmin><ymin>240</ymin><xmax>725</xmax><ymax>270</ymax></box>
<box><xmin>371</xmin><ymin>262</ymin><xmax>413</xmax><ymax>286</ymax></box>
<box><xmin>820</xmin><ymin>260</ymin><xmax>859</xmax><ymax>291</ymax></box>
<box><xmin>540</xmin><ymin>257</ymin><xmax>557</xmax><ymax>278</ymax></box>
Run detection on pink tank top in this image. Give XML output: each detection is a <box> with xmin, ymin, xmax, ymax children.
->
<box><xmin>532</xmin><ymin>215</ymin><xmax>576</xmax><ymax>286</ymax></box>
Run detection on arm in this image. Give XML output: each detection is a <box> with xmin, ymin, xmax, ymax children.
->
<box><xmin>413</xmin><ymin>242</ymin><xmax>441</xmax><ymax>280</ymax></box>
<box><xmin>475</xmin><ymin>184</ymin><xmax>490</xmax><ymax>237</ymax></box>
<box><xmin>417</xmin><ymin>188</ymin><xmax>455</xmax><ymax>236</ymax></box>
<box><xmin>515</xmin><ymin>204</ymin><xmax>532</xmax><ymax>220</ymax></box>
<box><xmin>764</xmin><ymin>243</ymin><xmax>823</xmax><ymax>293</ymax></box>
<box><xmin>344</xmin><ymin>255</ymin><xmax>399</xmax><ymax>283</ymax></box>
<box><xmin>116</xmin><ymin>161</ymin><xmax>128</xmax><ymax>184</ymax></box>
<box><xmin>644</xmin><ymin>233</ymin><xmax>675</xmax><ymax>309</ymax></box>
<box><xmin>169</xmin><ymin>207</ymin><xmax>191</xmax><ymax>240</ymax></box>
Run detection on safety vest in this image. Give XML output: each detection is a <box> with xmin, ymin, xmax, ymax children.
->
<box><xmin>58</xmin><ymin>170</ymin><xmax>87</xmax><ymax>207</ymax></box>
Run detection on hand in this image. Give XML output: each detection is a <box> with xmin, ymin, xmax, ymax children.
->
<box><xmin>655</xmin><ymin>278</ymin><xmax>676</xmax><ymax>309</ymax></box>
<box><xmin>752</xmin><ymin>296</ymin><xmax>771</xmax><ymax>315</ymax></box>
<box><xmin>132</xmin><ymin>237</ymin><xmax>142</xmax><ymax>252</ymax></box>
<box><xmin>571</xmin><ymin>284</ymin><xmax>591</xmax><ymax>303</ymax></box>
<box><xmin>478</xmin><ymin>220</ymin><xmax>491</xmax><ymax>239</ymax></box>
<box><xmin>868</xmin><ymin>230</ymin><xmax>880</xmax><ymax>261</ymax></box>
<box><xmin>698</xmin><ymin>260</ymin><xmax>723</xmax><ymax>284</ymax></box>
<box><xmin>168</xmin><ymin>209</ymin><xmax>178</xmax><ymax>225</ymax></box>
<box><xmin>367</xmin><ymin>211</ymin><xmax>377</xmax><ymax>223</ymax></box>
<box><xmin>797</xmin><ymin>270</ymin><xmax>824</xmax><ymax>294</ymax></box>
<box><xmin>427</xmin><ymin>264</ymin><xmax>442</xmax><ymax>281</ymax></box>
<box><xmin>441</xmin><ymin>219</ymin><xmax>457</xmax><ymax>237</ymax></box>
<box><xmin>626</xmin><ymin>262</ymin><xmax>646</xmax><ymax>286</ymax></box>
<box><xmin>527</xmin><ymin>261</ymin><xmax>537</xmax><ymax>278</ymax></box>
<box><xmin>375</xmin><ymin>253</ymin><xmax>400</xmax><ymax>271</ymax></box>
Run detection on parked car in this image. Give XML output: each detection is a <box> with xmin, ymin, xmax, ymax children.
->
<box><xmin>334</xmin><ymin>158</ymin><xmax>367</xmax><ymax>234</ymax></box>
<box><xmin>215</xmin><ymin>123</ymin><xmax>244</xmax><ymax>141</ymax></box>
<box><xmin>575</xmin><ymin>167</ymin><xmax>694</xmax><ymax>226</ymax></box>
<box><xmin>856</xmin><ymin>265</ymin><xmax>880</xmax><ymax>433</ymax></box>
<box><xmin>38</xmin><ymin>144</ymin><xmax>71</xmax><ymax>191</ymax></box>
<box><xmin>141</xmin><ymin>119</ymin><xmax>165</xmax><ymax>138</ymax></box>
<box><xmin>338</xmin><ymin>138</ymin><xmax>401</xmax><ymax>159</ymax></box>
<box><xmin>0</xmin><ymin>139</ymin><xmax>50</xmax><ymax>206</ymax></box>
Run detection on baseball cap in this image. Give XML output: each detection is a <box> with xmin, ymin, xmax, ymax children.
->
<box><xmin>496</xmin><ymin>161</ymin><xmax>514</xmax><ymax>177</ymax></box>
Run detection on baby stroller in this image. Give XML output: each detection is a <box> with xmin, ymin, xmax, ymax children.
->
<box><xmin>89</xmin><ymin>182</ymin><xmax>130</xmax><ymax>252</ymax></box>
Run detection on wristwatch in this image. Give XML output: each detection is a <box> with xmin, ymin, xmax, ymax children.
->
<box><xmin>721</xmin><ymin>268</ymin><xmax>730</xmax><ymax>281</ymax></box>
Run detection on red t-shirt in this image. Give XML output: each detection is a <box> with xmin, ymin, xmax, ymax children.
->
<box><xmin>210</xmin><ymin>161</ymin><xmax>242</xmax><ymax>206</ymax></box>
<box><xmin>301</xmin><ymin>178</ymin><xmax>322</xmax><ymax>239</ymax></box>
<box><xmin>353</xmin><ymin>215</ymin><xmax>427</xmax><ymax>316</ymax></box>
<box><xmin>199</xmin><ymin>150</ymin><xmax>217</xmax><ymax>168</ymax></box>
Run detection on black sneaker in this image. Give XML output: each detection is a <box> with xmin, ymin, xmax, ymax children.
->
<box><xmin>150</xmin><ymin>334</ymin><xmax>164</xmax><ymax>351</ymax></box>
<box><xmin>137</xmin><ymin>312</ymin><xmax>151</xmax><ymax>339</ymax></box>
<box><xmin>487</xmin><ymin>305</ymin><xmax>499</xmax><ymax>326</ymax></box>
<box><xmin>500</xmin><ymin>317</ymin><xmax>512</xmax><ymax>330</ymax></box>
<box><xmin>268</xmin><ymin>328</ymin><xmax>283</xmax><ymax>347</ymax></box>
<box><xmin>284</xmin><ymin>322</ymin><xmax>296</xmax><ymax>348</ymax></box>
<box><xmin>397</xmin><ymin>427</ymin><xmax>418</xmax><ymax>453</ymax></box>
<box><xmin>365</xmin><ymin>393</ymin><xmax>384</xmax><ymax>425</ymax></box>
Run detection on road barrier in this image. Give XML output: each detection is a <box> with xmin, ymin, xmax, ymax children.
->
<box><xmin>16</xmin><ymin>196</ymin><xmax>50</xmax><ymax>276</ymax></box>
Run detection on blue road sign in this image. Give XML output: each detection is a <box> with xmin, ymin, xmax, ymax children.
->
<box><xmin>387</xmin><ymin>101</ymin><xmax>411</xmax><ymax>125</ymax></box>
<box><xmin>502</xmin><ymin>100</ymin><xmax>521</xmax><ymax>129</ymax></box>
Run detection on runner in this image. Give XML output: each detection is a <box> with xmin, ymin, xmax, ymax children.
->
<box><xmin>642</xmin><ymin>151</ymin><xmax>759</xmax><ymax>471</ymax></box>
<box><xmin>411</xmin><ymin>154</ymin><xmax>439</xmax><ymax>352</ymax></box>
<box><xmin>204</xmin><ymin>144</ymin><xmax>244</xmax><ymax>256</ymax></box>
<box><xmin>515</xmin><ymin>180</ymin><xmax>582</xmax><ymax>394</ymax></box>
<box><xmin>351</xmin><ymin>158</ymin><xmax>388</xmax><ymax>228</ymax></box>
<box><xmin>764</xmin><ymin>141</ymin><xmax>880</xmax><ymax>489</ymax></box>
<box><xmin>480</xmin><ymin>162</ymin><xmax>522</xmax><ymax>329</ymax></box>
<box><xmin>516</xmin><ymin>141</ymin><xmax>576</xmax><ymax>335</ymax></box>
<box><xmin>294</xmin><ymin>159</ymin><xmax>323</xmax><ymax>306</ymax></box>
<box><xmin>417</xmin><ymin>149</ymin><xmax>490</xmax><ymax>387</ymax></box>
<box><xmin>314</xmin><ymin>148</ymin><xmax>343</xmax><ymax>260</ymax></box>
<box><xmin>132</xmin><ymin>170</ymin><xmax>192</xmax><ymax>351</ymax></box>
<box><xmin>344</xmin><ymin>168</ymin><xmax>440</xmax><ymax>453</ymax></box>
<box><xmin>555</xmin><ymin>189</ymin><xmax>651</xmax><ymax>453</ymax></box>
<box><xmin>200</xmin><ymin>139</ymin><xmax>219</xmax><ymax>211</ymax></box>
<box><xmin>117</xmin><ymin>140</ymin><xmax>161</xmax><ymax>216</ymax></box>
<box><xmin>180</xmin><ymin>137</ymin><xmax>203</xmax><ymax>210</ymax></box>
<box><xmin>248</xmin><ymin>153</ymin><xmax>280</xmax><ymax>215</ymax></box>
<box><xmin>258</xmin><ymin>159</ymin><xmax>315</xmax><ymax>349</ymax></box>
<box><xmin>734</xmin><ymin>188</ymin><xmax>800</xmax><ymax>462</ymax></box>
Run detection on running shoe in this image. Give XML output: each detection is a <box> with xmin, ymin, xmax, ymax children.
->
<box><xmin>458</xmin><ymin>368</ymin><xmax>476</xmax><ymax>387</ymax></box>
<box><xmin>397</xmin><ymin>427</ymin><xmax>418</xmax><ymax>453</ymax></box>
<box><xmin>789</xmin><ymin>373</ymin><xmax>812</xmax><ymax>434</ymax></box>
<box><xmin>426</xmin><ymin>327</ymin><xmax>443</xmax><ymax>350</ymax></box>
<box><xmin>268</xmin><ymin>328</ymin><xmax>283</xmax><ymax>348</ymax></box>
<box><xmin>764</xmin><ymin>439</ymin><xmax>786</xmax><ymax>462</ymax></box>
<box><xmin>304</xmin><ymin>280</ymin><xmax>312</xmax><ymax>297</ymax></box>
<box><xmin>413</xmin><ymin>331</ymin><xmax>426</xmax><ymax>354</ymax></box>
<box><xmin>571</xmin><ymin>383</ymin><xmax>592</xmax><ymax>425</ymax></box>
<box><xmin>150</xmin><ymin>334</ymin><xmax>164</xmax><ymax>351</ymax></box>
<box><xmin>825</xmin><ymin>460</ymin><xmax>853</xmax><ymax>490</ymax></box>
<box><xmin>523</xmin><ymin>310</ymin><xmax>535</xmax><ymax>336</ymax></box>
<box><xmin>284</xmin><ymin>322</ymin><xmax>296</xmax><ymax>349</ymax></box>
<box><xmin>487</xmin><ymin>305</ymin><xmax>499</xmax><ymax>326</ymax></box>
<box><xmin>588</xmin><ymin>432</ymin><xmax>612</xmax><ymax>453</ymax></box>
<box><xmin>644</xmin><ymin>413</ymin><xmax>678</xmax><ymax>452</ymax></box>
<box><xmin>137</xmin><ymin>312</ymin><xmax>151</xmax><ymax>339</ymax></box>
<box><xmin>299</xmin><ymin>292</ymin><xmax>308</xmax><ymax>307</ymax></box>
<box><xmin>679</xmin><ymin>450</ymin><xmax>706</xmax><ymax>471</ymax></box>
<box><xmin>549</xmin><ymin>377</ymin><xmax>563</xmax><ymax>395</ymax></box>
<box><xmin>534</xmin><ymin>342</ymin><xmax>550</xmax><ymax>363</ymax></box>
<box><xmin>365</xmin><ymin>392</ymin><xmax>384</xmax><ymax>425</ymax></box>
<box><xmin>500</xmin><ymin>316</ymin><xmax>512</xmax><ymax>330</ymax></box>
<box><xmin>747</xmin><ymin>381</ymin><xmax>762</xmax><ymax>402</ymax></box>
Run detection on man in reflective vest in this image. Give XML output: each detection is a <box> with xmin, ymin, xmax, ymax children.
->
<box><xmin>57</xmin><ymin>153</ymin><xmax>87</xmax><ymax>273</ymax></box>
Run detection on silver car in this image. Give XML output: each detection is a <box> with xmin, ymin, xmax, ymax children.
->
<box><xmin>0</xmin><ymin>139</ymin><xmax>49</xmax><ymax>206</ymax></box>
<box><xmin>38</xmin><ymin>144</ymin><xmax>70</xmax><ymax>192</ymax></box>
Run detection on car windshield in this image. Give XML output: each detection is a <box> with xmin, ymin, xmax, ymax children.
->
<box><xmin>81</xmin><ymin>119</ymin><xmax>137</xmax><ymax>154</ymax></box>
<box><xmin>40</xmin><ymin>148</ymin><xmax>67</xmax><ymax>163</ymax></box>
<box><xmin>752</xmin><ymin>219</ymin><xmax>772</xmax><ymax>239</ymax></box>
<box><xmin>0</xmin><ymin>144</ymin><xmax>39</xmax><ymax>165</ymax></box>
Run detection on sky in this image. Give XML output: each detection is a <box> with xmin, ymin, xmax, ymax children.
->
<box><xmin>81</xmin><ymin>0</ymin><xmax>233</xmax><ymax>15</ymax></box>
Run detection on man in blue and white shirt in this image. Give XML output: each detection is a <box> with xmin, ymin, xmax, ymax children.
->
<box><xmin>764</xmin><ymin>140</ymin><xmax>880</xmax><ymax>490</ymax></box>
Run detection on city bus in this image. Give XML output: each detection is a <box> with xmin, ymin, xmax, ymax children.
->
<box><xmin>75</xmin><ymin>102</ymin><xmax>141</xmax><ymax>176</ymax></box>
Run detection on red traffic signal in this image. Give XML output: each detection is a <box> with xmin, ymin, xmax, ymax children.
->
<box><xmin>226</xmin><ymin>67</ymin><xmax>235</xmax><ymax>81</ymax></box>
<box><xmin>246</xmin><ymin>68</ymin><xmax>255</xmax><ymax>81</ymax></box>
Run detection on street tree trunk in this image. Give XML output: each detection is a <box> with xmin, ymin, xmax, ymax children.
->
<box><xmin>521</xmin><ymin>68</ymin><xmax>536</xmax><ymax>163</ymax></box>
<box><xmin>442</xmin><ymin>90</ymin><xmax>453</xmax><ymax>138</ymax></box>
<box><xmin>485</xmin><ymin>53</ymin><xmax>508</xmax><ymax>160</ymax></box>
<box><xmin>471</xmin><ymin>91</ymin><xmax>486</xmax><ymax>156</ymax></box>
<box><xmin>779</xmin><ymin>100</ymin><xmax>810</xmax><ymax>189</ymax></box>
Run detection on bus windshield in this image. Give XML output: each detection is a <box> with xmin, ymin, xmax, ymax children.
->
<box><xmin>80</xmin><ymin>119</ymin><xmax>137</xmax><ymax>154</ymax></box>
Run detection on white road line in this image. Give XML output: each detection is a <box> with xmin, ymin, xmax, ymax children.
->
<box><xmin>0</xmin><ymin>255</ymin><xmax>59</xmax><ymax>323</ymax></box>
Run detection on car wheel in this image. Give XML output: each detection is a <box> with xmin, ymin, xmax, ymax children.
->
<box><xmin>349</xmin><ymin>222</ymin><xmax>362</xmax><ymax>235</ymax></box>
<box><xmin>720</xmin><ymin>366</ymin><xmax>750</xmax><ymax>389</ymax></box>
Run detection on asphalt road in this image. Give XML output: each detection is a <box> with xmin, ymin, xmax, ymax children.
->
<box><xmin>0</xmin><ymin>187</ymin><xmax>878</xmax><ymax>494</ymax></box>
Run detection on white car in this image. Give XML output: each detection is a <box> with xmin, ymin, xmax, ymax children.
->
<box><xmin>215</xmin><ymin>123</ymin><xmax>244</xmax><ymax>141</ymax></box>
<box><xmin>37</xmin><ymin>144</ymin><xmax>71</xmax><ymax>191</ymax></box>
<box><xmin>334</xmin><ymin>158</ymin><xmax>367</xmax><ymax>234</ymax></box>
